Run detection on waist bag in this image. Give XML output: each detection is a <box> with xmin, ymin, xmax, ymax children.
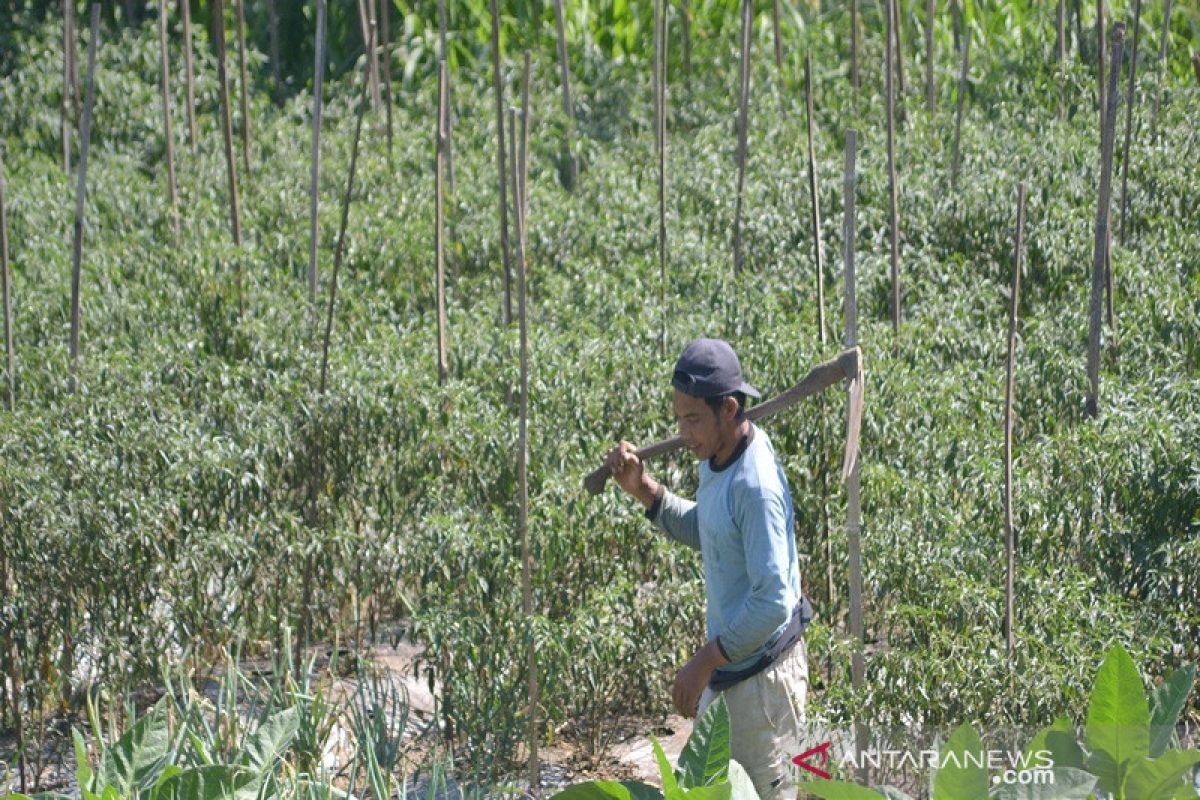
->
<box><xmin>707</xmin><ymin>595</ymin><xmax>815</xmax><ymax>692</ymax></box>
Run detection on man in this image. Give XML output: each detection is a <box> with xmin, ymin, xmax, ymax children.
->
<box><xmin>605</xmin><ymin>337</ymin><xmax>811</xmax><ymax>800</ymax></box>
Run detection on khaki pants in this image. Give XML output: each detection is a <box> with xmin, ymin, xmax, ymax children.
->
<box><xmin>698</xmin><ymin>639</ymin><xmax>809</xmax><ymax>800</ymax></box>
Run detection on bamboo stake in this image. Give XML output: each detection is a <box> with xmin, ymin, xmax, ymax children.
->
<box><xmin>436</xmin><ymin>0</ymin><xmax>455</xmax><ymax>194</ymax></box>
<box><xmin>1118</xmin><ymin>0</ymin><xmax>1142</xmax><ymax>246</ymax></box>
<box><xmin>1086</xmin><ymin>23</ymin><xmax>1124</xmax><ymax>419</ymax></box>
<box><xmin>235</xmin><ymin>0</ymin><xmax>252</xmax><ymax>175</ymax></box>
<box><xmin>181</xmin><ymin>0</ymin><xmax>198</xmax><ymax>154</ymax></box>
<box><xmin>772</xmin><ymin>0</ymin><xmax>784</xmax><ymax>70</ymax></box>
<box><xmin>893</xmin><ymin>0</ymin><xmax>908</xmax><ymax>99</ymax></box>
<box><xmin>381</xmin><ymin>0</ymin><xmax>393</xmax><ymax>166</ymax></box>
<box><xmin>1004</xmin><ymin>182</ymin><xmax>1026</xmax><ymax>663</ymax></box>
<box><xmin>925</xmin><ymin>0</ymin><xmax>935</xmax><ymax>113</ymax></box>
<box><xmin>436</xmin><ymin>61</ymin><xmax>449</xmax><ymax>385</ymax></box>
<box><xmin>158</xmin><ymin>0</ymin><xmax>180</xmax><ymax>241</ymax></box>
<box><xmin>1149</xmin><ymin>0</ymin><xmax>1174</xmax><ymax>140</ymax></box>
<box><xmin>886</xmin><ymin>0</ymin><xmax>901</xmax><ymax>336</ymax></box>
<box><xmin>507</xmin><ymin>102</ymin><xmax>539</xmax><ymax>796</ymax></box>
<box><xmin>355</xmin><ymin>0</ymin><xmax>380</xmax><ymax>112</ymax></box>
<box><xmin>1098</xmin><ymin>0</ymin><xmax>1106</xmax><ymax>130</ymax></box>
<box><xmin>320</xmin><ymin>62</ymin><xmax>370</xmax><ymax>397</ymax></box>
<box><xmin>805</xmin><ymin>52</ymin><xmax>826</xmax><ymax>343</ymax></box>
<box><xmin>267</xmin><ymin>0</ymin><xmax>281</xmax><ymax>98</ymax></box>
<box><xmin>553</xmin><ymin>0</ymin><xmax>578</xmax><ymax>189</ymax></box>
<box><xmin>309</xmin><ymin>0</ymin><xmax>326</xmax><ymax>304</ymax></box>
<box><xmin>1059</xmin><ymin>0</ymin><xmax>1067</xmax><ymax>120</ymax></box>
<box><xmin>1073</xmin><ymin>0</ymin><xmax>1084</xmax><ymax>62</ymax></box>
<box><xmin>733</xmin><ymin>0</ymin><xmax>752</xmax><ymax>275</ymax></box>
<box><xmin>653</xmin><ymin>0</ymin><xmax>662</xmax><ymax>156</ymax></box>
<box><xmin>68</xmin><ymin>5</ymin><xmax>99</xmax><ymax>395</ymax></box>
<box><xmin>1</xmin><ymin>540</ymin><xmax>25</xmax><ymax>792</ymax></box>
<box><xmin>62</xmin><ymin>1</ymin><xmax>74</xmax><ymax>174</ymax></box>
<box><xmin>851</xmin><ymin>0</ymin><xmax>860</xmax><ymax>92</ymax></box>
<box><xmin>843</xmin><ymin>128</ymin><xmax>867</xmax><ymax>783</ymax></box>
<box><xmin>66</xmin><ymin>0</ymin><xmax>81</xmax><ymax>118</ymax></box>
<box><xmin>521</xmin><ymin>52</ymin><xmax>531</xmax><ymax>212</ymax></box>
<box><xmin>681</xmin><ymin>0</ymin><xmax>692</xmax><ymax>85</ymax></box>
<box><xmin>1</xmin><ymin>160</ymin><xmax>13</xmax><ymax>411</ymax></box>
<box><xmin>213</xmin><ymin>0</ymin><xmax>243</xmax><ymax>247</ymax></box>
<box><xmin>489</xmin><ymin>0</ymin><xmax>512</xmax><ymax>325</ymax></box>
<box><xmin>657</xmin><ymin>2</ymin><xmax>668</xmax><ymax>356</ymax></box>
<box><xmin>951</xmin><ymin>26</ymin><xmax>969</xmax><ymax>190</ymax></box>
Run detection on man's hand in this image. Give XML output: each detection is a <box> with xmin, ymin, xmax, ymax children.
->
<box><xmin>672</xmin><ymin>639</ymin><xmax>730</xmax><ymax>718</ymax></box>
<box><xmin>603</xmin><ymin>440</ymin><xmax>660</xmax><ymax>508</ymax></box>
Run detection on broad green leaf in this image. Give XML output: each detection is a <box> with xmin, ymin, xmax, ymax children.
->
<box><xmin>1150</xmin><ymin>666</ymin><xmax>1196</xmax><ymax>758</ymax></box>
<box><xmin>725</xmin><ymin>760</ymin><xmax>759</xmax><ymax>800</ymax></box>
<box><xmin>988</xmin><ymin>767</ymin><xmax>1097</xmax><ymax>800</ymax></box>
<box><xmin>876</xmin><ymin>787</ymin><xmax>917</xmax><ymax>800</ymax></box>
<box><xmin>1086</xmin><ymin>645</ymin><xmax>1151</xmax><ymax>796</ymax></box>
<box><xmin>73</xmin><ymin>726</ymin><xmax>95</xmax><ymax>794</ymax></box>
<box><xmin>652</xmin><ymin>735</ymin><xmax>680</xmax><ymax>795</ymax></box>
<box><xmin>933</xmin><ymin>723</ymin><xmax>988</xmax><ymax>800</ymax></box>
<box><xmin>1171</xmin><ymin>785</ymin><xmax>1199</xmax><ymax>800</ymax></box>
<box><xmin>236</xmin><ymin>706</ymin><xmax>299</xmax><ymax>773</ymax></box>
<box><xmin>97</xmin><ymin>701</ymin><xmax>174</xmax><ymax>796</ymax></box>
<box><xmin>796</xmin><ymin>781</ymin><xmax>888</xmax><ymax>799</ymax></box>
<box><xmin>150</xmin><ymin>765</ymin><xmax>185</xmax><ymax>800</ymax></box>
<box><xmin>1122</xmin><ymin>750</ymin><xmax>1200</xmax><ymax>800</ymax></box>
<box><xmin>674</xmin><ymin>782</ymin><xmax>731</xmax><ymax>800</ymax></box>
<box><xmin>678</xmin><ymin>695</ymin><xmax>731</xmax><ymax>788</ymax></box>
<box><xmin>548</xmin><ymin>781</ymin><xmax>665</xmax><ymax>800</ymax></box>
<box><xmin>156</xmin><ymin>765</ymin><xmax>259</xmax><ymax>800</ymax></box>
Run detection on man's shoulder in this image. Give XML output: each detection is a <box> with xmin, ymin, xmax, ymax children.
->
<box><xmin>730</xmin><ymin>426</ymin><xmax>787</xmax><ymax>494</ymax></box>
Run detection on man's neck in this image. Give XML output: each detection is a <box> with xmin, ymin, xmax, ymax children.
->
<box><xmin>712</xmin><ymin>420</ymin><xmax>752</xmax><ymax>468</ymax></box>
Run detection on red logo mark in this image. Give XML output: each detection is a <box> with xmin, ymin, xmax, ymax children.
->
<box><xmin>792</xmin><ymin>741</ymin><xmax>833</xmax><ymax>780</ymax></box>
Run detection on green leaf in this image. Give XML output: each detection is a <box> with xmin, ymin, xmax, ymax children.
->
<box><xmin>156</xmin><ymin>765</ymin><xmax>259</xmax><ymax>800</ymax></box>
<box><xmin>1086</xmin><ymin>644</ymin><xmax>1152</xmax><ymax>796</ymax></box>
<box><xmin>678</xmin><ymin>694</ymin><xmax>731</xmax><ymax>788</ymax></box>
<box><xmin>652</xmin><ymin>735</ymin><xmax>680</xmax><ymax>795</ymax></box>
<box><xmin>1150</xmin><ymin>666</ymin><xmax>1196</xmax><ymax>758</ymax></box>
<box><xmin>933</xmin><ymin>723</ymin><xmax>989</xmax><ymax>800</ymax></box>
<box><xmin>796</xmin><ymin>781</ymin><xmax>888</xmax><ymax>799</ymax></box>
<box><xmin>548</xmin><ymin>781</ymin><xmax>665</xmax><ymax>800</ymax></box>
<box><xmin>1122</xmin><ymin>750</ymin><xmax>1200</xmax><ymax>800</ymax></box>
<box><xmin>73</xmin><ymin>727</ymin><xmax>95</xmax><ymax>794</ymax></box>
<box><xmin>876</xmin><ymin>787</ymin><xmax>917</xmax><ymax>800</ymax></box>
<box><xmin>150</xmin><ymin>765</ymin><xmax>185</xmax><ymax>800</ymax></box>
<box><xmin>97</xmin><ymin>701</ymin><xmax>174</xmax><ymax>796</ymax></box>
<box><xmin>987</xmin><ymin>767</ymin><xmax>1096</xmax><ymax>800</ymax></box>
<box><xmin>725</xmin><ymin>760</ymin><xmax>760</xmax><ymax>800</ymax></box>
<box><xmin>1170</xmin><ymin>784</ymin><xmax>1199</xmax><ymax>800</ymax></box>
<box><xmin>236</xmin><ymin>706</ymin><xmax>299</xmax><ymax>773</ymax></box>
<box><xmin>674</xmin><ymin>783</ymin><xmax>731</xmax><ymax>800</ymax></box>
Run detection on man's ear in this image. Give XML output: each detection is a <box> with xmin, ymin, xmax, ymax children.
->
<box><xmin>723</xmin><ymin>395</ymin><xmax>739</xmax><ymax>422</ymax></box>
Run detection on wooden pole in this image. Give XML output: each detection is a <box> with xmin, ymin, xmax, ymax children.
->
<box><xmin>320</xmin><ymin>66</ymin><xmax>370</xmax><ymax>397</ymax></box>
<box><xmin>851</xmin><ymin>0</ymin><xmax>860</xmax><ymax>92</ymax></box>
<box><xmin>62</xmin><ymin>1</ymin><xmax>75</xmax><ymax>174</ymax></box>
<box><xmin>805</xmin><ymin>52</ymin><xmax>826</xmax><ymax>343</ymax></box>
<box><xmin>843</xmin><ymin>128</ymin><xmax>867</xmax><ymax>783</ymax></box>
<box><xmin>681</xmin><ymin>0</ymin><xmax>692</xmax><ymax>85</ymax></box>
<box><xmin>733</xmin><ymin>0</ymin><xmax>752</xmax><ymax>274</ymax></box>
<box><xmin>68</xmin><ymin>5</ymin><xmax>99</xmax><ymax>395</ymax></box>
<box><xmin>0</xmin><ymin>537</ymin><xmax>25</xmax><ymax>791</ymax></box>
<box><xmin>66</xmin><ymin>0</ymin><xmax>81</xmax><ymax>118</ymax></box>
<box><xmin>1</xmin><ymin>159</ymin><xmax>13</xmax><ymax>412</ymax></box>
<box><xmin>1073</xmin><ymin>0</ymin><xmax>1084</xmax><ymax>61</ymax></box>
<box><xmin>355</xmin><ymin>0</ymin><xmax>381</xmax><ymax>112</ymax></box>
<box><xmin>925</xmin><ymin>0</ymin><xmax>935</xmax><ymax>113</ymax></box>
<box><xmin>309</xmin><ymin>0</ymin><xmax>327</xmax><ymax>304</ymax></box>
<box><xmin>1086</xmin><ymin>23</ymin><xmax>1124</xmax><ymax>419</ymax></box>
<box><xmin>235</xmin><ymin>0</ymin><xmax>252</xmax><ymax>175</ymax></box>
<box><xmin>653</xmin><ymin>0</ymin><xmax>662</xmax><ymax>156</ymax></box>
<box><xmin>158</xmin><ymin>0</ymin><xmax>181</xmax><ymax>241</ymax></box>
<box><xmin>886</xmin><ymin>0</ymin><xmax>901</xmax><ymax>336</ymax></box>
<box><xmin>381</xmin><ymin>0</ymin><xmax>394</xmax><ymax>166</ymax></box>
<box><xmin>951</xmin><ymin>27</ymin><xmax>969</xmax><ymax>190</ymax></box>
<box><xmin>553</xmin><ymin>0</ymin><xmax>578</xmax><ymax>189</ymax></box>
<box><xmin>893</xmin><ymin>0</ymin><xmax>908</xmax><ymax>99</ymax></box>
<box><xmin>1097</xmin><ymin>0</ymin><xmax>1106</xmax><ymax>131</ymax></box>
<box><xmin>180</xmin><ymin>0</ymin><xmax>198</xmax><ymax>154</ymax></box>
<box><xmin>1149</xmin><ymin>0</ymin><xmax>1174</xmax><ymax>140</ymax></box>
<box><xmin>1118</xmin><ymin>0</ymin><xmax>1142</xmax><ymax>246</ymax></box>
<box><xmin>657</xmin><ymin>2</ymin><xmax>668</xmax><ymax>356</ymax></box>
<box><xmin>436</xmin><ymin>0</ymin><xmax>455</xmax><ymax>194</ymax></box>
<box><xmin>1004</xmin><ymin>182</ymin><xmax>1026</xmax><ymax>663</ymax></box>
<box><xmin>521</xmin><ymin>52</ymin><xmax>531</xmax><ymax>206</ymax></box>
<box><xmin>267</xmin><ymin>0</ymin><xmax>281</xmax><ymax>98</ymax></box>
<box><xmin>772</xmin><ymin>0</ymin><xmax>784</xmax><ymax>70</ymax></box>
<box><xmin>213</xmin><ymin>0</ymin><xmax>243</xmax><ymax>247</ymax></box>
<box><xmin>489</xmin><ymin>0</ymin><xmax>512</xmax><ymax>325</ymax></box>
<box><xmin>1058</xmin><ymin>0</ymin><xmax>1067</xmax><ymax>120</ymax></box>
<box><xmin>436</xmin><ymin>61</ymin><xmax>449</xmax><ymax>385</ymax></box>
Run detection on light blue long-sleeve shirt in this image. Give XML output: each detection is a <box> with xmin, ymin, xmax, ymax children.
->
<box><xmin>650</xmin><ymin>424</ymin><xmax>803</xmax><ymax>672</ymax></box>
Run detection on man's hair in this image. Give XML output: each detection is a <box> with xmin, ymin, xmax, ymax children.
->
<box><xmin>704</xmin><ymin>391</ymin><xmax>747</xmax><ymax>420</ymax></box>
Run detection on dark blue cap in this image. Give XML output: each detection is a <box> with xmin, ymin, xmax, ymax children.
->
<box><xmin>672</xmin><ymin>338</ymin><xmax>761</xmax><ymax>399</ymax></box>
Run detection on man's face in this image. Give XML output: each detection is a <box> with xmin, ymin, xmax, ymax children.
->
<box><xmin>673</xmin><ymin>389</ymin><xmax>734</xmax><ymax>461</ymax></box>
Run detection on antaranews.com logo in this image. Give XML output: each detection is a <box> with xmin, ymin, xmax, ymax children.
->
<box><xmin>793</xmin><ymin>740</ymin><xmax>1056</xmax><ymax>786</ymax></box>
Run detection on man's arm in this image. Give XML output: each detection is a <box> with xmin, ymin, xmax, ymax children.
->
<box><xmin>604</xmin><ymin>440</ymin><xmax>700</xmax><ymax>550</ymax></box>
<box><xmin>714</xmin><ymin>483</ymin><xmax>793</xmax><ymax>663</ymax></box>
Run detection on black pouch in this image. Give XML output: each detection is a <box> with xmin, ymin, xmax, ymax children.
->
<box><xmin>707</xmin><ymin>595</ymin><xmax>815</xmax><ymax>692</ymax></box>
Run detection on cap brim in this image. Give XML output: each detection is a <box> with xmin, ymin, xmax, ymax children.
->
<box><xmin>739</xmin><ymin>382</ymin><xmax>761</xmax><ymax>399</ymax></box>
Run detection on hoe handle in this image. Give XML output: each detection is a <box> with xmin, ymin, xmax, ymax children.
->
<box><xmin>584</xmin><ymin>347</ymin><xmax>862</xmax><ymax>496</ymax></box>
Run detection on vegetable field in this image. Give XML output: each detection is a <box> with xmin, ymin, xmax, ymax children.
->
<box><xmin>1</xmin><ymin>0</ymin><xmax>1199</xmax><ymax>797</ymax></box>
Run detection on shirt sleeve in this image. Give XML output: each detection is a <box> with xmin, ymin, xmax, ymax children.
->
<box><xmin>648</xmin><ymin>487</ymin><xmax>701</xmax><ymax>551</ymax></box>
<box><xmin>714</xmin><ymin>481</ymin><xmax>792</xmax><ymax>663</ymax></box>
